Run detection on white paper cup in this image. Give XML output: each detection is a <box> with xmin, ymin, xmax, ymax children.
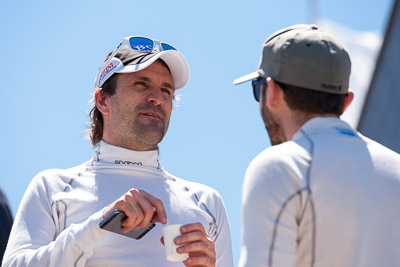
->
<box><xmin>162</xmin><ymin>224</ymin><xmax>189</xmax><ymax>262</ymax></box>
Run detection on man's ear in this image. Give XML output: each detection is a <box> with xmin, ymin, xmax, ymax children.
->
<box><xmin>343</xmin><ymin>89</ymin><xmax>354</xmax><ymax>114</ymax></box>
<box><xmin>266</xmin><ymin>77</ymin><xmax>284</xmax><ymax>110</ymax></box>
<box><xmin>95</xmin><ymin>89</ymin><xmax>110</xmax><ymax>115</ymax></box>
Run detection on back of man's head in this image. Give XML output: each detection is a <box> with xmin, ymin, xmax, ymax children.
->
<box><xmin>235</xmin><ymin>24</ymin><xmax>352</xmax><ymax>115</ymax></box>
<box><xmin>265</xmin><ymin>24</ymin><xmax>351</xmax><ymax>116</ymax></box>
<box><xmin>276</xmin><ymin>81</ymin><xmax>347</xmax><ymax>116</ymax></box>
<box><xmin>259</xmin><ymin>24</ymin><xmax>351</xmax><ymax>94</ymax></box>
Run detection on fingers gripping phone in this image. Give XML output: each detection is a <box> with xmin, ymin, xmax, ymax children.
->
<box><xmin>99</xmin><ymin>209</ymin><xmax>156</xmax><ymax>239</ymax></box>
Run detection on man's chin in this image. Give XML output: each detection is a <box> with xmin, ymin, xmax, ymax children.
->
<box><xmin>269</xmin><ymin>136</ymin><xmax>286</xmax><ymax>146</ymax></box>
<box><xmin>133</xmin><ymin>120</ymin><xmax>168</xmax><ymax>145</ymax></box>
<box><xmin>138</xmin><ymin>129</ymin><xmax>165</xmax><ymax>144</ymax></box>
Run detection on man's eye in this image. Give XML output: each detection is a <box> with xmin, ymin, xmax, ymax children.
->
<box><xmin>162</xmin><ymin>88</ymin><xmax>172</xmax><ymax>96</ymax></box>
<box><xmin>135</xmin><ymin>82</ymin><xmax>147</xmax><ymax>87</ymax></box>
<box><xmin>133</xmin><ymin>81</ymin><xmax>148</xmax><ymax>89</ymax></box>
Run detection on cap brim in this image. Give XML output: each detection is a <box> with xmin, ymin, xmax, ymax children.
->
<box><xmin>233</xmin><ymin>71</ymin><xmax>260</xmax><ymax>85</ymax></box>
<box><xmin>117</xmin><ymin>50</ymin><xmax>190</xmax><ymax>90</ymax></box>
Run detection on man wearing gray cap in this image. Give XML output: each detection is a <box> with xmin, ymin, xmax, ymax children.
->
<box><xmin>3</xmin><ymin>36</ymin><xmax>233</xmax><ymax>266</ymax></box>
<box><xmin>234</xmin><ymin>24</ymin><xmax>400</xmax><ymax>267</ymax></box>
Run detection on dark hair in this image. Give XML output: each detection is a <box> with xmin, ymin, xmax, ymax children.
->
<box><xmin>276</xmin><ymin>81</ymin><xmax>346</xmax><ymax>116</ymax></box>
<box><xmin>88</xmin><ymin>73</ymin><xmax>119</xmax><ymax>146</ymax></box>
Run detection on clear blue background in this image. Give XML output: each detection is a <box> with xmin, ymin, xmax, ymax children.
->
<box><xmin>0</xmin><ymin>1</ymin><xmax>394</xmax><ymax>265</ymax></box>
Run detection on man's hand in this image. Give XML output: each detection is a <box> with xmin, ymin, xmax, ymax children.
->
<box><xmin>161</xmin><ymin>223</ymin><xmax>216</xmax><ymax>267</ymax></box>
<box><xmin>103</xmin><ymin>189</ymin><xmax>167</xmax><ymax>233</ymax></box>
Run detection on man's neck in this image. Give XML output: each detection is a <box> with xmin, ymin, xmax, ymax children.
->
<box><xmin>283</xmin><ymin>112</ymin><xmax>339</xmax><ymax>141</ymax></box>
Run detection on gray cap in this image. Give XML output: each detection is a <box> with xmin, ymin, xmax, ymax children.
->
<box><xmin>233</xmin><ymin>24</ymin><xmax>351</xmax><ymax>94</ymax></box>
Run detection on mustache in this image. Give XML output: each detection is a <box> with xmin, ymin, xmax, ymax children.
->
<box><xmin>135</xmin><ymin>103</ymin><xmax>167</xmax><ymax>118</ymax></box>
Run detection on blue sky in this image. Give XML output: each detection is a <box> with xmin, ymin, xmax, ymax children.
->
<box><xmin>0</xmin><ymin>0</ymin><xmax>394</xmax><ymax>265</ymax></box>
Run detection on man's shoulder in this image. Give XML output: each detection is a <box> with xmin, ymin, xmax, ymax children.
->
<box><xmin>31</xmin><ymin>160</ymin><xmax>92</xmax><ymax>187</ymax></box>
<box><xmin>166</xmin><ymin>174</ymin><xmax>223</xmax><ymax>202</ymax></box>
<box><xmin>172</xmin><ymin>175</ymin><xmax>220</xmax><ymax>193</ymax></box>
<box><xmin>360</xmin><ymin>134</ymin><xmax>400</xmax><ymax>163</ymax></box>
<box><xmin>245</xmin><ymin>141</ymin><xmax>311</xmax><ymax>189</ymax></box>
<box><xmin>37</xmin><ymin>160</ymin><xmax>90</xmax><ymax>176</ymax></box>
<box><xmin>253</xmin><ymin>140</ymin><xmax>310</xmax><ymax>167</ymax></box>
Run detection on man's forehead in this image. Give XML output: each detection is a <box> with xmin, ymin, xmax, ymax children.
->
<box><xmin>118</xmin><ymin>63</ymin><xmax>175</xmax><ymax>89</ymax></box>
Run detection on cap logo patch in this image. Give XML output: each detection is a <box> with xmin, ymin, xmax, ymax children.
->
<box><xmin>321</xmin><ymin>83</ymin><xmax>342</xmax><ymax>92</ymax></box>
<box><xmin>99</xmin><ymin>62</ymin><xmax>116</xmax><ymax>85</ymax></box>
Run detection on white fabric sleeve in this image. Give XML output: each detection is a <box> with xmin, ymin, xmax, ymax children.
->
<box><xmin>213</xmin><ymin>194</ymin><xmax>234</xmax><ymax>267</ymax></box>
<box><xmin>192</xmin><ymin>183</ymin><xmax>234</xmax><ymax>267</ymax></box>
<box><xmin>2</xmin><ymin>175</ymin><xmax>108</xmax><ymax>267</ymax></box>
<box><xmin>238</xmin><ymin>149</ymin><xmax>305</xmax><ymax>267</ymax></box>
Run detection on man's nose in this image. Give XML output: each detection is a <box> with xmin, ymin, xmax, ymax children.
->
<box><xmin>147</xmin><ymin>88</ymin><xmax>163</xmax><ymax>106</ymax></box>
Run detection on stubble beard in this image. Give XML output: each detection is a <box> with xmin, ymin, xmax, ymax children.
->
<box><xmin>261</xmin><ymin>105</ymin><xmax>286</xmax><ymax>146</ymax></box>
<box><xmin>111</xmin><ymin>102</ymin><xmax>170</xmax><ymax>150</ymax></box>
<box><xmin>133</xmin><ymin>116</ymin><xmax>168</xmax><ymax>147</ymax></box>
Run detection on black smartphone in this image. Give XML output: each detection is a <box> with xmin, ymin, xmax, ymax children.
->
<box><xmin>99</xmin><ymin>209</ymin><xmax>156</xmax><ymax>239</ymax></box>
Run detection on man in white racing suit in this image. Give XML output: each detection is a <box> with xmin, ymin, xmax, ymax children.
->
<box><xmin>233</xmin><ymin>24</ymin><xmax>400</xmax><ymax>267</ymax></box>
<box><xmin>3</xmin><ymin>36</ymin><xmax>233</xmax><ymax>267</ymax></box>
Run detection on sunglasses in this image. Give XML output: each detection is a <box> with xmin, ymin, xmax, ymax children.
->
<box><xmin>97</xmin><ymin>36</ymin><xmax>177</xmax><ymax>87</ymax></box>
<box><xmin>125</xmin><ymin>36</ymin><xmax>176</xmax><ymax>53</ymax></box>
<box><xmin>252</xmin><ymin>77</ymin><xmax>266</xmax><ymax>102</ymax></box>
<box><xmin>108</xmin><ymin>35</ymin><xmax>176</xmax><ymax>58</ymax></box>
